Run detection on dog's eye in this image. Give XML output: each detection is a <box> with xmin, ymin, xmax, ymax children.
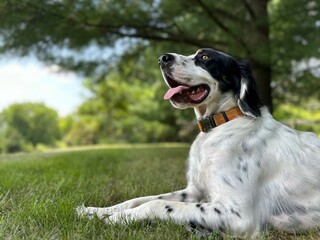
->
<box><xmin>201</xmin><ymin>55</ymin><xmax>209</xmax><ymax>60</ymax></box>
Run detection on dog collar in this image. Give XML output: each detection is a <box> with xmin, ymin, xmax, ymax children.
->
<box><xmin>197</xmin><ymin>106</ymin><xmax>243</xmax><ymax>132</ymax></box>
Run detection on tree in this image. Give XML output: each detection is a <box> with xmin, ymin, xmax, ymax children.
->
<box><xmin>3</xmin><ymin>103</ymin><xmax>60</xmax><ymax>148</ymax></box>
<box><xmin>0</xmin><ymin>0</ymin><xmax>272</xmax><ymax>107</ymax></box>
<box><xmin>63</xmin><ymin>115</ymin><xmax>99</xmax><ymax>146</ymax></box>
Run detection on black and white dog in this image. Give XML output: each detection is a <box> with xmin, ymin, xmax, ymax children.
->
<box><xmin>77</xmin><ymin>49</ymin><xmax>320</xmax><ymax>238</ymax></box>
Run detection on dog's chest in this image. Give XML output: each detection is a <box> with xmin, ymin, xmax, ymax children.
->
<box><xmin>187</xmin><ymin>132</ymin><xmax>233</xmax><ymax>195</ymax></box>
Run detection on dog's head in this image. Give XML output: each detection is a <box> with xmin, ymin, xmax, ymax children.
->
<box><xmin>159</xmin><ymin>48</ymin><xmax>261</xmax><ymax>118</ymax></box>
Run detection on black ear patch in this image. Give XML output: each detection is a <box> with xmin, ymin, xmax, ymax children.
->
<box><xmin>236</xmin><ymin>60</ymin><xmax>261</xmax><ymax>117</ymax></box>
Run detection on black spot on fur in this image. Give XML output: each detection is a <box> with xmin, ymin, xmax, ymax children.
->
<box><xmin>231</xmin><ymin>208</ymin><xmax>241</xmax><ymax>218</ymax></box>
<box><xmin>256</xmin><ymin>161</ymin><xmax>261</xmax><ymax>168</ymax></box>
<box><xmin>237</xmin><ymin>176</ymin><xmax>243</xmax><ymax>183</ymax></box>
<box><xmin>158</xmin><ymin>196</ymin><xmax>163</xmax><ymax>199</ymax></box>
<box><xmin>165</xmin><ymin>205</ymin><xmax>174</xmax><ymax>213</ymax></box>
<box><xmin>222</xmin><ymin>176</ymin><xmax>232</xmax><ymax>187</ymax></box>
<box><xmin>242</xmin><ymin>142</ymin><xmax>249</xmax><ymax>153</ymax></box>
<box><xmin>181</xmin><ymin>193</ymin><xmax>188</xmax><ymax>202</ymax></box>
<box><xmin>242</xmin><ymin>163</ymin><xmax>248</xmax><ymax>172</ymax></box>
<box><xmin>196</xmin><ymin>204</ymin><xmax>205</xmax><ymax>213</ymax></box>
<box><xmin>189</xmin><ymin>220</ymin><xmax>197</xmax><ymax>229</ymax></box>
<box><xmin>214</xmin><ymin>208</ymin><xmax>221</xmax><ymax>214</ymax></box>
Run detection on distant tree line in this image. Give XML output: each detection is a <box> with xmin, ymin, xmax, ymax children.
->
<box><xmin>1</xmin><ymin>100</ymin><xmax>319</xmax><ymax>154</ymax></box>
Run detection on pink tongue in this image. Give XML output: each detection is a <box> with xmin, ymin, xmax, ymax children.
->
<box><xmin>164</xmin><ymin>85</ymin><xmax>191</xmax><ymax>100</ymax></box>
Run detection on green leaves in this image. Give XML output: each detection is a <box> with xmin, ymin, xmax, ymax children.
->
<box><xmin>270</xmin><ymin>0</ymin><xmax>320</xmax><ymax>102</ymax></box>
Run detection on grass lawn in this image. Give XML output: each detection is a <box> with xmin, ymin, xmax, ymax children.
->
<box><xmin>0</xmin><ymin>144</ymin><xmax>319</xmax><ymax>239</ymax></box>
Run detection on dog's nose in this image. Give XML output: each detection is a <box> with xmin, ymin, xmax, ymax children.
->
<box><xmin>158</xmin><ymin>54</ymin><xmax>174</xmax><ymax>65</ymax></box>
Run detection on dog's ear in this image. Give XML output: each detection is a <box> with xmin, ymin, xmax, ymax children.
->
<box><xmin>236</xmin><ymin>60</ymin><xmax>261</xmax><ymax>117</ymax></box>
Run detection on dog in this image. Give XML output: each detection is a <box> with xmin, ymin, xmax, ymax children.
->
<box><xmin>77</xmin><ymin>48</ymin><xmax>320</xmax><ymax>238</ymax></box>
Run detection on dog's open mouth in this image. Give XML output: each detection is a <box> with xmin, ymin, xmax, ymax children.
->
<box><xmin>163</xmin><ymin>75</ymin><xmax>210</xmax><ymax>104</ymax></box>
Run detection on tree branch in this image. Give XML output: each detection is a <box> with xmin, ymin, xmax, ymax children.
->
<box><xmin>192</xmin><ymin>0</ymin><xmax>251</xmax><ymax>54</ymax></box>
<box><xmin>104</xmin><ymin>25</ymin><xmax>226</xmax><ymax>48</ymax></box>
<box><xmin>203</xmin><ymin>4</ymin><xmax>247</xmax><ymax>24</ymax></box>
<box><xmin>23</xmin><ymin>1</ymin><xmax>226</xmax><ymax>49</ymax></box>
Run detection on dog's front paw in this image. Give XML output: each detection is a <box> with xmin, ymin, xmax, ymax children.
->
<box><xmin>76</xmin><ymin>204</ymin><xmax>93</xmax><ymax>219</ymax></box>
<box><xmin>76</xmin><ymin>204</ymin><xmax>108</xmax><ymax>220</ymax></box>
<box><xmin>77</xmin><ymin>205</ymin><xmax>114</xmax><ymax>220</ymax></box>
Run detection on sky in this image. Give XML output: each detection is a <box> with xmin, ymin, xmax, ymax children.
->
<box><xmin>0</xmin><ymin>58</ymin><xmax>90</xmax><ymax>116</ymax></box>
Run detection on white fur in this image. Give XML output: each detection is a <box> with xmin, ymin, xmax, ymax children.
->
<box><xmin>77</xmin><ymin>52</ymin><xmax>320</xmax><ymax>238</ymax></box>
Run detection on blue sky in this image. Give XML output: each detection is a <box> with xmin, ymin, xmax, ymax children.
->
<box><xmin>0</xmin><ymin>58</ymin><xmax>90</xmax><ymax>116</ymax></box>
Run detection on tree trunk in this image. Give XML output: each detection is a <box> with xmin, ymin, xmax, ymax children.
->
<box><xmin>245</xmin><ymin>0</ymin><xmax>273</xmax><ymax>112</ymax></box>
<box><xmin>251</xmin><ymin>61</ymin><xmax>273</xmax><ymax>112</ymax></box>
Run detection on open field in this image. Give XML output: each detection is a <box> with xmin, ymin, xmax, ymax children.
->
<box><xmin>0</xmin><ymin>144</ymin><xmax>319</xmax><ymax>239</ymax></box>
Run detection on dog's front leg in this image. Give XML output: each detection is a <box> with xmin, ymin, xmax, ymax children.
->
<box><xmin>77</xmin><ymin>186</ymin><xmax>201</xmax><ymax>219</ymax></box>
<box><xmin>107</xmin><ymin>200</ymin><xmax>258</xmax><ymax>238</ymax></box>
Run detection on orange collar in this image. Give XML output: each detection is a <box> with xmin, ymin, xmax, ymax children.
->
<box><xmin>197</xmin><ymin>106</ymin><xmax>243</xmax><ymax>132</ymax></box>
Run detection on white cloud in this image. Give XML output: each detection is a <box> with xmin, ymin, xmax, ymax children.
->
<box><xmin>0</xmin><ymin>59</ymin><xmax>89</xmax><ymax>116</ymax></box>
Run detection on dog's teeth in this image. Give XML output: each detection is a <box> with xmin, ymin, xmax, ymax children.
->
<box><xmin>192</xmin><ymin>90</ymin><xmax>196</xmax><ymax>94</ymax></box>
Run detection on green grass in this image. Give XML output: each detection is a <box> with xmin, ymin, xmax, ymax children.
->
<box><xmin>0</xmin><ymin>144</ymin><xmax>319</xmax><ymax>239</ymax></box>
